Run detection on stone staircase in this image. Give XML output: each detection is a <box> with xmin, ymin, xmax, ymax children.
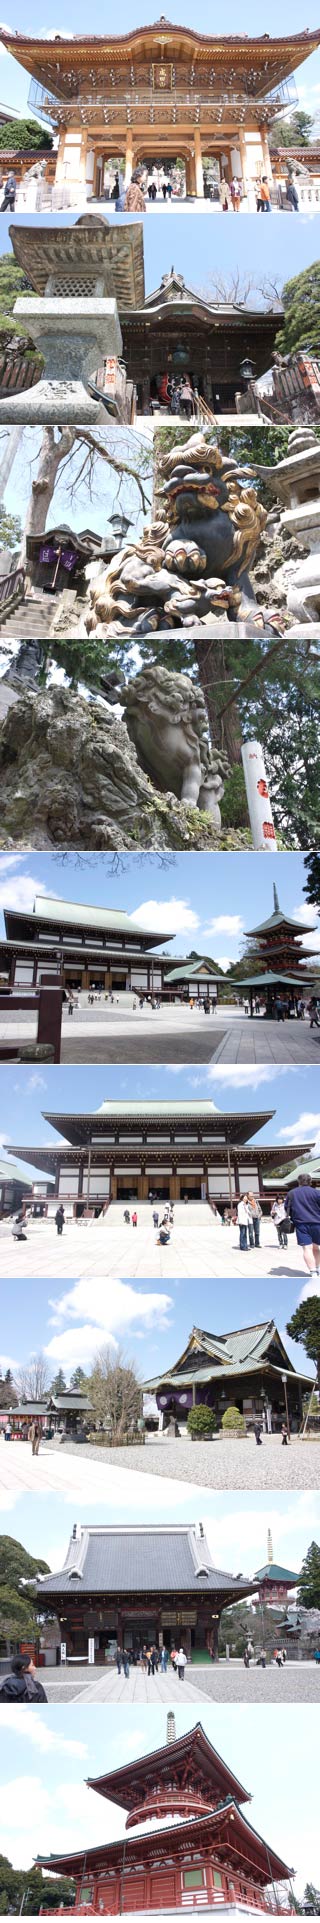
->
<box><xmin>0</xmin><ymin>591</ymin><xmax>54</xmax><ymax>644</ymax></box>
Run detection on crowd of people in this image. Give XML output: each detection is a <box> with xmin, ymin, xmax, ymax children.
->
<box><xmin>115</xmin><ymin>1642</ymin><xmax>187</xmax><ymax>1680</ymax></box>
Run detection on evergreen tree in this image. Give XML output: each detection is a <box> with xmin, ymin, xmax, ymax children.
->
<box><xmin>0</xmin><ymin>1368</ymin><xmax>17</xmax><ymax>1409</ymax></box>
<box><xmin>303</xmin><ymin>853</ymin><xmax>320</xmax><ymax>908</ymax></box>
<box><xmin>0</xmin><ymin>117</ymin><xmax>52</xmax><ymax>151</ymax></box>
<box><xmin>276</xmin><ymin>263</ymin><xmax>320</xmax><ymax>358</ymax></box>
<box><xmin>49</xmin><ymin>1369</ymin><xmax>67</xmax><ymax>1395</ymax></box>
<box><xmin>298</xmin><ymin>1541</ymin><xmax>320</xmax><ymax>1610</ymax></box>
<box><xmin>286</xmin><ymin>1301</ymin><xmax>320</xmax><ymax>1388</ymax></box>
<box><xmin>0</xmin><ymin>1535</ymin><xmax>49</xmax><ymax>1653</ymax></box>
<box><xmin>69</xmin><ymin>1365</ymin><xmax>89</xmax><ymax>1392</ymax></box>
<box><xmin>269</xmin><ymin>109</ymin><xmax>314</xmax><ymax>148</ymax></box>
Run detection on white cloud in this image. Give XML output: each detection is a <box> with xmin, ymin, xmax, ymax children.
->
<box><xmin>214</xmin><ymin>955</ymin><xmax>232</xmax><ymax>974</ymax></box>
<box><xmin>299</xmin><ymin>1279</ymin><xmax>320</xmax><ymax>1303</ymax></box>
<box><xmin>44</xmin><ymin>1278</ymin><xmax>173</xmax><ymax>1370</ymax></box>
<box><xmin>201</xmin><ymin>915</ymin><xmax>244</xmax><ymax>938</ymax></box>
<box><xmin>27</xmin><ymin>1073</ymin><xmax>47</xmax><ymax>1091</ymax></box>
<box><xmin>207</xmin><ymin>1065</ymin><xmax>287</xmax><ymax>1090</ymax></box>
<box><xmin>130</xmin><ymin>897</ymin><xmax>199</xmax><ymax>935</ymax></box>
<box><xmin>0</xmin><ymin>873</ymin><xmax>49</xmax><ymax>913</ymax></box>
<box><xmin>278</xmin><ymin>1111</ymin><xmax>320</xmax><ymax>1150</ymax></box>
<box><xmin>0</xmin><ymin>1352</ymin><xmax>18</xmax><ymax>1370</ymax></box>
<box><xmin>0</xmin><ymin>1709</ymin><xmax>87</xmax><ymax>1756</ymax></box>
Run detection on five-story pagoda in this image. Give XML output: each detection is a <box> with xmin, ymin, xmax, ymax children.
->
<box><xmin>36</xmin><ymin>1717</ymin><xmax>295</xmax><ymax>1916</ymax></box>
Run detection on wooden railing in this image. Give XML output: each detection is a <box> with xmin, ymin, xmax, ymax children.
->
<box><xmin>0</xmin><ymin>566</ymin><xmax>25</xmax><ymax>612</ymax></box>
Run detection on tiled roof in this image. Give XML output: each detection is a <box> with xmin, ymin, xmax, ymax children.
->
<box><xmin>37</xmin><ymin>1526</ymin><xmax>252</xmax><ymax>1598</ymax></box>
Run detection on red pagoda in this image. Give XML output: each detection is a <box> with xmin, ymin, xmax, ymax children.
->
<box><xmin>233</xmin><ymin>883</ymin><xmax>318</xmax><ymax>1018</ymax></box>
<box><xmin>37</xmin><ymin>1719</ymin><xmax>295</xmax><ymax>1916</ymax></box>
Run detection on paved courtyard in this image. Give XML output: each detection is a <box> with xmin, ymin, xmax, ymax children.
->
<box><xmin>1</xmin><ymin>999</ymin><xmax>319</xmax><ymax>1064</ymax></box>
<box><xmin>0</xmin><ymin>1201</ymin><xmax>316</xmax><ymax>1279</ymax></box>
<box><xmin>39</xmin><ymin>1660</ymin><xmax>320</xmax><ymax>1704</ymax></box>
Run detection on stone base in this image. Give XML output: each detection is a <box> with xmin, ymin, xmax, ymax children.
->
<box><xmin>0</xmin><ymin>380</ymin><xmax>107</xmax><ymax>424</ymax></box>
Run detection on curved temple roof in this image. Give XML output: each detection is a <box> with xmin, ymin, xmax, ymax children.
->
<box><xmin>1</xmin><ymin>23</ymin><xmax>319</xmax><ymax>100</ymax></box>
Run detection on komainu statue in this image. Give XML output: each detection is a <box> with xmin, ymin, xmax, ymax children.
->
<box><xmin>85</xmin><ymin>430</ymin><xmax>266</xmax><ymax>636</ymax></box>
<box><xmin>123</xmin><ymin>665</ymin><xmax>229</xmax><ymax>826</ymax></box>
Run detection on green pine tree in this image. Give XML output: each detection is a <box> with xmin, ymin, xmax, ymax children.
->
<box><xmin>287</xmin><ymin>1301</ymin><xmax>320</xmax><ymax>1388</ymax></box>
<box><xmin>297</xmin><ymin>1541</ymin><xmax>320</xmax><ymax>1610</ymax></box>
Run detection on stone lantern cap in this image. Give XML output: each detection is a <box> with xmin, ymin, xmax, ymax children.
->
<box><xmin>257</xmin><ymin>427</ymin><xmax>320</xmax><ymax>504</ymax></box>
<box><xmin>9</xmin><ymin>215</ymin><xmax>145</xmax><ymax>307</ymax></box>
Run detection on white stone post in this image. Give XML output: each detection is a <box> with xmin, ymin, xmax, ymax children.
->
<box><xmin>241</xmin><ymin>739</ymin><xmax>277</xmax><ymax>852</ymax></box>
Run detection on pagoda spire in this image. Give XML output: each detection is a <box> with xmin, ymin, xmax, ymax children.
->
<box><xmin>267</xmin><ymin>1528</ymin><xmax>273</xmax><ymax>1564</ymax></box>
<box><xmin>166</xmin><ymin>1712</ymin><xmax>176</xmax><ymax>1744</ymax></box>
<box><xmin>273</xmin><ymin>884</ymin><xmax>280</xmax><ymax>914</ymax></box>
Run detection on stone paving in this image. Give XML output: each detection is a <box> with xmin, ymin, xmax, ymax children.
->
<box><xmin>0</xmin><ymin>1201</ymin><xmax>315</xmax><ymax>1280</ymax></box>
<box><xmin>1</xmin><ymin>999</ymin><xmax>319</xmax><ymax>1065</ymax></box>
<box><xmin>44</xmin><ymin>1432</ymin><xmax>320</xmax><ymax>1492</ymax></box>
<box><xmin>40</xmin><ymin>1660</ymin><xmax>320</xmax><ymax>1704</ymax></box>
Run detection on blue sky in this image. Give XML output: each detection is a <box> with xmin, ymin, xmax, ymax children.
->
<box><xmin>0</xmin><ymin>0</ymin><xmax>319</xmax><ymax>125</ymax></box>
<box><xmin>0</xmin><ymin>1697</ymin><xmax>319</xmax><ymax>1893</ymax></box>
<box><xmin>0</xmin><ymin>848</ymin><xmax>317</xmax><ymax>971</ymax></box>
<box><xmin>0</xmin><ymin>1269</ymin><xmax>316</xmax><ymax>1382</ymax></box>
<box><xmin>0</xmin><ymin>1062</ymin><xmax>319</xmax><ymax>1159</ymax></box>
<box><xmin>0</xmin><ymin>1486</ymin><xmax>318</xmax><ymax>1583</ymax></box>
<box><xmin>0</xmin><ymin>423</ymin><xmax>152</xmax><ymax>538</ymax></box>
<box><xmin>1</xmin><ymin>209</ymin><xmax>320</xmax><ymax>306</ymax></box>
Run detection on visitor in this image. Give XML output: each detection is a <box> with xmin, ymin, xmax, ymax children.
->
<box><xmin>309</xmin><ymin>997</ymin><xmax>320</xmax><ymax>1029</ymax></box>
<box><xmin>153</xmin><ymin>1209</ymin><xmax>159</xmax><ymax>1227</ymax></box>
<box><xmin>286</xmin><ymin>175</ymin><xmax>299</xmax><ymax>211</ymax></box>
<box><xmin>257</xmin><ymin>1648</ymin><xmax>266</xmax><ymax>1668</ymax></box>
<box><xmin>147</xmin><ymin>171</ymin><xmax>157</xmax><ymax>200</ymax></box>
<box><xmin>247</xmin><ymin>1194</ymin><xmax>262</xmax><ymax>1247</ymax></box>
<box><xmin>116</xmin><ymin>1645</ymin><xmax>122</xmax><ymax>1675</ymax></box>
<box><xmin>30</xmin><ymin>1422</ymin><xmax>40</xmax><ymax>1457</ymax></box>
<box><xmin>111</xmin><ymin>171</ymin><xmax>120</xmax><ymax>201</ymax></box>
<box><xmin>141</xmin><ymin>1645</ymin><xmax>148</xmax><ymax>1670</ymax></box>
<box><xmin>12</xmin><ymin>1210</ymin><xmax>27</xmax><ymax>1241</ymax></box>
<box><xmin>281</xmin><ymin>1422</ymin><xmax>289</xmax><ymax>1446</ymax></box>
<box><xmin>124</xmin><ymin>170</ymin><xmax>146</xmax><ymax>212</ymax></box>
<box><xmin>284</xmin><ymin>1174</ymin><xmax>320</xmax><ymax>1276</ymax></box>
<box><xmin>253</xmin><ymin>1421</ymin><xmax>262</xmax><ymax>1446</ymax></box>
<box><xmin>260</xmin><ymin>175</ymin><xmax>271</xmax><ymax>211</ymax></box>
<box><xmin>122</xmin><ymin>1650</ymin><xmax>130</xmax><ymax>1678</ymax></box>
<box><xmin>171</xmin><ymin>1646</ymin><xmax>178</xmax><ymax>1671</ymax></box>
<box><xmin>55</xmin><ymin>1204</ymin><xmax>65</xmax><ymax>1236</ymax></box>
<box><xmin>275</xmin><ymin>996</ymin><xmax>285</xmax><ymax>1022</ymax></box>
<box><xmin>177</xmin><ymin>1646</ymin><xmax>187</xmax><ymax>1681</ymax></box>
<box><xmin>0</xmin><ymin>1654</ymin><xmax>47</xmax><ymax>1701</ymax></box>
<box><xmin>68</xmin><ymin>996</ymin><xmax>74</xmax><ymax>1017</ymax></box>
<box><xmin>161</xmin><ymin>1646</ymin><xmax>169</xmax><ymax>1672</ymax></box>
<box><xmin>237</xmin><ymin>1194</ymin><xmax>250</xmax><ymax>1251</ymax></box>
<box><xmin>4</xmin><ymin>1418</ymin><xmax>12</xmax><ymax>1441</ymax></box>
<box><xmin>1</xmin><ymin>171</ymin><xmax>16</xmax><ymax>211</ymax></box>
<box><xmin>132</xmin><ymin>1209</ymin><xmax>138</xmax><ymax>1228</ymax></box>
<box><xmin>230</xmin><ymin>175</ymin><xmax>241</xmax><ymax>211</ymax></box>
<box><xmin>124</xmin><ymin>1208</ymin><xmax>130</xmax><ymax>1223</ymax></box>
<box><xmin>179</xmin><ymin>375</ymin><xmax>194</xmax><ymax>420</ymax></box>
<box><xmin>271</xmin><ymin>1196</ymin><xmax>288</xmax><ymax>1248</ymax></box>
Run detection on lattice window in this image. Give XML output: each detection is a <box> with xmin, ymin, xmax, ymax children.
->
<box><xmin>50</xmin><ymin>273</ymin><xmax>101</xmax><ymax>296</ymax></box>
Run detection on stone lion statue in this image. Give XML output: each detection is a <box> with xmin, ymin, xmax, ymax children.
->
<box><xmin>84</xmin><ymin>428</ymin><xmax>266</xmax><ymax>637</ymax></box>
<box><xmin>123</xmin><ymin>665</ymin><xmax>229</xmax><ymax>825</ymax></box>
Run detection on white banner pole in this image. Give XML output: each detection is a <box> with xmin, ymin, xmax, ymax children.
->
<box><xmin>241</xmin><ymin>739</ymin><xmax>277</xmax><ymax>852</ymax></box>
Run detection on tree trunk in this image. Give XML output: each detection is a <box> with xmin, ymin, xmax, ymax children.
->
<box><xmin>20</xmin><ymin>426</ymin><xmax>76</xmax><ymax>562</ymax></box>
<box><xmin>193</xmin><ymin>636</ymin><xmax>243</xmax><ymax>763</ymax></box>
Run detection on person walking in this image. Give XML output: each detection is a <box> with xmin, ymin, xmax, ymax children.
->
<box><xmin>1</xmin><ymin>170</ymin><xmax>16</xmax><ymax>211</ymax></box>
<box><xmin>237</xmin><ymin>1195</ymin><xmax>250</xmax><ymax>1251</ymax></box>
<box><xmin>271</xmin><ymin>1196</ymin><xmax>288</xmax><ymax>1248</ymax></box>
<box><xmin>153</xmin><ymin>1209</ymin><xmax>159</xmax><ymax>1227</ymax></box>
<box><xmin>177</xmin><ymin>1646</ymin><xmax>187</xmax><ymax>1681</ymax></box>
<box><xmin>284</xmin><ymin>1174</ymin><xmax>320</xmax><ymax>1276</ymax></box>
<box><xmin>281</xmin><ymin>1422</ymin><xmax>289</xmax><ymax>1446</ymax></box>
<box><xmin>254</xmin><ymin>1420</ymin><xmax>262</xmax><ymax>1446</ymax></box>
<box><xmin>275</xmin><ymin>995</ymin><xmax>285</xmax><ymax>1023</ymax></box>
<box><xmin>132</xmin><ymin>1209</ymin><xmax>138</xmax><ymax>1228</ymax></box>
<box><xmin>309</xmin><ymin>997</ymin><xmax>320</xmax><ymax>1029</ymax></box>
<box><xmin>116</xmin><ymin>1644</ymin><xmax>122</xmax><ymax>1675</ymax></box>
<box><xmin>12</xmin><ymin>1209</ymin><xmax>27</xmax><ymax>1241</ymax></box>
<box><xmin>122</xmin><ymin>1650</ymin><xmax>130</xmax><ymax>1679</ymax></box>
<box><xmin>161</xmin><ymin>1645</ymin><xmax>169</xmax><ymax>1673</ymax></box>
<box><xmin>230</xmin><ymin>175</ymin><xmax>241</xmax><ymax>211</ymax></box>
<box><xmin>0</xmin><ymin>1654</ymin><xmax>47</xmax><ymax>1701</ymax></box>
<box><xmin>55</xmin><ymin>1204</ymin><xmax>65</xmax><ymax>1236</ymax></box>
<box><xmin>124</xmin><ymin>169</ymin><xmax>146</xmax><ymax>212</ymax></box>
<box><xmin>286</xmin><ymin>175</ymin><xmax>299</xmax><ymax>210</ymax></box>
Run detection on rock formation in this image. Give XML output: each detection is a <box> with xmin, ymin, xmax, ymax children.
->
<box><xmin>83</xmin><ymin>429</ymin><xmax>266</xmax><ymax>636</ymax></box>
<box><xmin>0</xmin><ymin>684</ymin><xmax>248</xmax><ymax>851</ymax></box>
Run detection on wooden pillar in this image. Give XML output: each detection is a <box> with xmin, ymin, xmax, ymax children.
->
<box><xmin>82</xmin><ymin>968</ymin><xmax>89</xmax><ymax>989</ymax></box>
<box><xmin>55</xmin><ymin>127</ymin><xmax>66</xmax><ymax>184</ymax></box>
<box><xmin>194</xmin><ymin>128</ymin><xmax>204</xmax><ymax>198</ymax></box>
<box><xmin>86</xmin><ymin>1145</ymin><xmax>92</xmax><ymax>1211</ymax></box>
<box><xmin>124</xmin><ymin>129</ymin><xmax>133</xmax><ymax>187</ymax></box>
<box><xmin>189</xmin><ymin>147</ymin><xmax>196</xmax><ymax>196</ymax></box>
<box><xmin>139</xmin><ymin>1171</ymin><xmax>148</xmax><ymax>1199</ymax></box>
<box><xmin>170</xmin><ymin>1172</ymin><xmax>179</xmax><ymax>1200</ymax></box>
<box><xmin>238</xmin><ymin>127</ymin><xmax>247</xmax><ymax>194</ymax></box>
<box><xmin>260</xmin><ymin>125</ymin><xmax>273</xmax><ymax>186</ymax></box>
<box><xmin>78</xmin><ymin>127</ymin><xmax>88</xmax><ymax>186</ymax></box>
<box><xmin>111</xmin><ymin>1171</ymin><xmax>117</xmax><ymax>1200</ymax></box>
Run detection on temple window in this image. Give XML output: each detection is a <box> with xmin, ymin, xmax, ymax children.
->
<box><xmin>183</xmin><ymin>1870</ymin><xmax>205</xmax><ymax>1889</ymax></box>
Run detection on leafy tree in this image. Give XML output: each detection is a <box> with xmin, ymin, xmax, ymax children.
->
<box><xmin>287</xmin><ymin>1301</ymin><xmax>320</xmax><ymax>1388</ymax></box>
<box><xmin>297</xmin><ymin>1541</ymin><xmax>320</xmax><ymax>1610</ymax></box>
<box><xmin>269</xmin><ymin>109</ymin><xmax>314</xmax><ymax>148</ymax></box>
<box><xmin>0</xmin><ymin>117</ymin><xmax>52</xmax><ymax>151</ymax></box>
<box><xmin>0</xmin><ymin>505</ymin><xmax>21</xmax><ymax>551</ymax></box>
<box><xmin>303</xmin><ymin>853</ymin><xmax>320</xmax><ymax>909</ymax></box>
<box><xmin>0</xmin><ymin>1856</ymin><xmax>74</xmax><ymax>1914</ymax></box>
<box><xmin>14</xmin><ymin>1352</ymin><xmax>50</xmax><ymax>1401</ymax></box>
<box><xmin>40</xmin><ymin>632</ymin><xmax>114</xmax><ymax>694</ymax></box>
<box><xmin>0</xmin><ymin>1533</ymin><xmax>49</xmax><ymax>1653</ymax></box>
<box><xmin>0</xmin><ymin>255</ymin><xmax>33</xmax><ymax>316</ymax></box>
<box><xmin>276</xmin><ymin>264</ymin><xmax>320</xmax><ymax>358</ymax></box>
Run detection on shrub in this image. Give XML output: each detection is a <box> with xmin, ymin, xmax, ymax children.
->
<box><xmin>221</xmin><ymin>1405</ymin><xmax>246</xmax><ymax>1433</ymax></box>
<box><xmin>0</xmin><ymin>117</ymin><xmax>52</xmax><ymax>151</ymax></box>
<box><xmin>187</xmin><ymin>1403</ymin><xmax>217</xmax><ymax>1436</ymax></box>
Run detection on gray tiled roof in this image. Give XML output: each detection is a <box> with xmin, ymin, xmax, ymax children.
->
<box><xmin>37</xmin><ymin>1527</ymin><xmax>252</xmax><ymax>1597</ymax></box>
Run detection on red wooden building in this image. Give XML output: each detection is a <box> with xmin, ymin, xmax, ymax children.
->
<box><xmin>37</xmin><ymin>1720</ymin><xmax>295</xmax><ymax>1916</ymax></box>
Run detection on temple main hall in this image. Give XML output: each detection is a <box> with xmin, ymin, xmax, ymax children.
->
<box><xmin>1</xmin><ymin>21</ymin><xmax>320</xmax><ymax>204</ymax></box>
<box><xmin>35</xmin><ymin>1715</ymin><xmax>295</xmax><ymax>1915</ymax></box>
<box><xmin>9</xmin><ymin>1094</ymin><xmax>311</xmax><ymax>1211</ymax></box>
<box><xmin>36</xmin><ymin>1522</ymin><xmax>254</xmax><ymax>1664</ymax></box>
<box><xmin>143</xmin><ymin>1318</ymin><xmax>313</xmax><ymax>1432</ymax></box>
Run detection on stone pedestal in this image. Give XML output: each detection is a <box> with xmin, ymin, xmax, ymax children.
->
<box><xmin>262</xmin><ymin>429</ymin><xmax>320</xmax><ymax>630</ymax></box>
<box><xmin>0</xmin><ymin>296</ymin><xmax>122</xmax><ymax>424</ymax></box>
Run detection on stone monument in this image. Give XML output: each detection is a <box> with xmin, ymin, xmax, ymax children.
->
<box><xmin>0</xmin><ymin>216</ymin><xmax>144</xmax><ymax>425</ymax></box>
